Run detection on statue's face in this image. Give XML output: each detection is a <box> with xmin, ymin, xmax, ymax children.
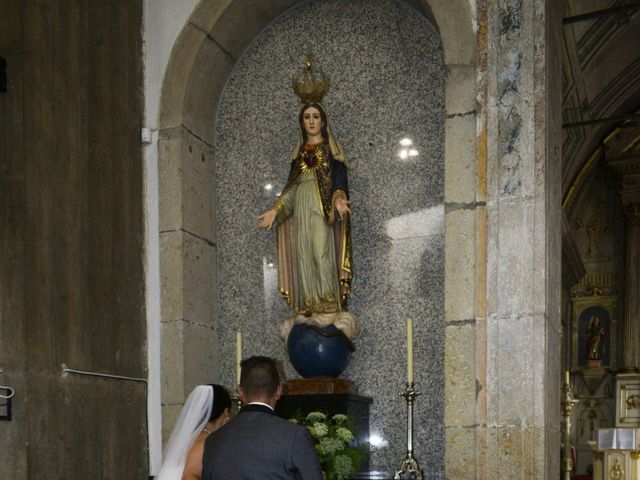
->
<box><xmin>302</xmin><ymin>107</ymin><xmax>323</xmax><ymax>138</ymax></box>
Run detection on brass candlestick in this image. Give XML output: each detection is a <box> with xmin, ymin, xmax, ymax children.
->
<box><xmin>394</xmin><ymin>382</ymin><xmax>424</xmax><ymax>480</ymax></box>
<box><xmin>561</xmin><ymin>371</ymin><xmax>579</xmax><ymax>480</ymax></box>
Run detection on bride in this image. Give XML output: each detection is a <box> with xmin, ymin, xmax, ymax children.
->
<box><xmin>156</xmin><ymin>384</ymin><xmax>231</xmax><ymax>480</ymax></box>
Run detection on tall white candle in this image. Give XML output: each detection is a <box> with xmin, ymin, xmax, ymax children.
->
<box><xmin>236</xmin><ymin>331</ymin><xmax>242</xmax><ymax>385</ymax></box>
<box><xmin>407</xmin><ymin>319</ymin><xmax>414</xmax><ymax>383</ymax></box>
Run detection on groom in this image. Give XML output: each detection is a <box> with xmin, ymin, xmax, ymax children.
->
<box><xmin>202</xmin><ymin>356</ymin><xmax>323</xmax><ymax>480</ymax></box>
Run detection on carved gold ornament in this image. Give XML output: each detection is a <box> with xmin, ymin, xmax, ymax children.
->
<box><xmin>574</xmin><ymin>194</ymin><xmax>612</xmax><ymax>259</ymax></box>
<box><xmin>610</xmin><ymin>459</ymin><xmax>624</xmax><ymax>480</ymax></box>
<box><xmin>626</xmin><ymin>394</ymin><xmax>640</xmax><ymax>410</ymax></box>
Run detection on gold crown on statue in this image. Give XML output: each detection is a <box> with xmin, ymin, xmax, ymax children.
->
<box><xmin>292</xmin><ymin>53</ymin><xmax>331</xmax><ymax>104</ymax></box>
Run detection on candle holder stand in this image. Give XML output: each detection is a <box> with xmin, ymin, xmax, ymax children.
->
<box><xmin>394</xmin><ymin>382</ymin><xmax>424</xmax><ymax>480</ymax></box>
<box><xmin>561</xmin><ymin>373</ymin><xmax>579</xmax><ymax>480</ymax></box>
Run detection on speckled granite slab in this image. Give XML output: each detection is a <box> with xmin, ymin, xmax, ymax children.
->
<box><xmin>214</xmin><ymin>0</ymin><xmax>445</xmax><ymax>474</ymax></box>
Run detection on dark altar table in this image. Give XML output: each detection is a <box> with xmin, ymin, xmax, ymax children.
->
<box><xmin>275</xmin><ymin>393</ymin><xmax>373</xmax><ymax>474</ymax></box>
<box><xmin>275</xmin><ymin>393</ymin><xmax>443</xmax><ymax>479</ymax></box>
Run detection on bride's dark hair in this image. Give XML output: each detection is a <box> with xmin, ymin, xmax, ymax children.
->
<box><xmin>208</xmin><ymin>384</ymin><xmax>231</xmax><ymax>422</ymax></box>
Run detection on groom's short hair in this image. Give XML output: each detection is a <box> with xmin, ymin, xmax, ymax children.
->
<box><xmin>240</xmin><ymin>356</ymin><xmax>279</xmax><ymax>398</ymax></box>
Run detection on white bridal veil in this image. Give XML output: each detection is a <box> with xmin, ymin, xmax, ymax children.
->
<box><xmin>156</xmin><ymin>385</ymin><xmax>214</xmax><ymax>480</ymax></box>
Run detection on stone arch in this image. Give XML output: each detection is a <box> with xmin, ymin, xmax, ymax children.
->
<box><xmin>156</xmin><ymin>0</ymin><xmax>477</xmax><ymax>474</ymax></box>
<box><xmin>159</xmin><ymin>0</ymin><xmax>476</xmax><ymax>139</ymax></box>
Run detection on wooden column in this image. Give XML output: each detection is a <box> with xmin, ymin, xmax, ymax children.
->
<box><xmin>608</xmin><ymin>155</ymin><xmax>640</xmax><ymax>371</ymax></box>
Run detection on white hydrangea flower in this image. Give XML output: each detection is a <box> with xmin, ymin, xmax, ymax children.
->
<box><xmin>306</xmin><ymin>411</ymin><xmax>327</xmax><ymax>423</ymax></box>
<box><xmin>320</xmin><ymin>437</ymin><xmax>345</xmax><ymax>455</ymax></box>
<box><xmin>335</xmin><ymin>427</ymin><xmax>354</xmax><ymax>442</ymax></box>
<box><xmin>333</xmin><ymin>454</ymin><xmax>353</xmax><ymax>479</ymax></box>
<box><xmin>332</xmin><ymin>414</ymin><xmax>347</xmax><ymax>424</ymax></box>
<box><xmin>313</xmin><ymin>422</ymin><xmax>329</xmax><ymax>437</ymax></box>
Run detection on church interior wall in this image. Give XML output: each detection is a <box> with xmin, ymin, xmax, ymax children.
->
<box><xmin>561</xmin><ymin>3</ymin><xmax>640</xmax><ymax>193</ymax></box>
<box><xmin>0</xmin><ymin>0</ymin><xmax>566</xmax><ymax>477</ymax></box>
<box><xmin>0</xmin><ymin>1</ymin><xmax>148</xmax><ymax>478</ymax></box>
<box><xmin>156</xmin><ymin>0</ymin><xmax>565</xmax><ymax>478</ymax></box>
<box><xmin>559</xmin><ymin>3</ymin><xmax>640</xmax><ymax>477</ymax></box>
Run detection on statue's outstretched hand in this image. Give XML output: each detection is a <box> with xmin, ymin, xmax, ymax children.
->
<box><xmin>335</xmin><ymin>198</ymin><xmax>351</xmax><ymax>219</ymax></box>
<box><xmin>258</xmin><ymin>209</ymin><xmax>277</xmax><ymax>230</ymax></box>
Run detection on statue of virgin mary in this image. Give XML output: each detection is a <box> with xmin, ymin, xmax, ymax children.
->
<box><xmin>258</xmin><ymin>56</ymin><xmax>358</xmax><ymax>343</ymax></box>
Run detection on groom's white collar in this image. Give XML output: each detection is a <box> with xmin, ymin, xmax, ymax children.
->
<box><xmin>246</xmin><ymin>401</ymin><xmax>274</xmax><ymax>411</ymax></box>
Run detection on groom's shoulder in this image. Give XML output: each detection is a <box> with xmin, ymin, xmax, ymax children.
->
<box><xmin>260</xmin><ymin>412</ymin><xmax>299</xmax><ymax>428</ymax></box>
<box><xmin>260</xmin><ymin>413</ymin><xmax>308</xmax><ymax>434</ymax></box>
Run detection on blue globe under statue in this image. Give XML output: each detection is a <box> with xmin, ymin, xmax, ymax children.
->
<box><xmin>287</xmin><ymin>323</ymin><xmax>354</xmax><ymax>378</ymax></box>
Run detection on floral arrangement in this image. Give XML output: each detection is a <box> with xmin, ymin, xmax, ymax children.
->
<box><xmin>290</xmin><ymin>411</ymin><xmax>367</xmax><ymax>480</ymax></box>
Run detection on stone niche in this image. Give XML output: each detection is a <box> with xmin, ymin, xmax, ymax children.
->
<box><xmin>214</xmin><ymin>0</ymin><xmax>445</xmax><ymax>474</ymax></box>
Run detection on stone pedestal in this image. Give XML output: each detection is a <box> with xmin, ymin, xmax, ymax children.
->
<box><xmin>275</xmin><ymin>393</ymin><xmax>373</xmax><ymax>474</ymax></box>
<box><xmin>285</xmin><ymin>377</ymin><xmax>356</xmax><ymax>395</ymax></box>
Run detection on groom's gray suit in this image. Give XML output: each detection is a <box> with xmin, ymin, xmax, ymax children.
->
<box><xmin>202</xmin><ymin>403</ymin><xmax>323</xmax><ymax>480</ymax></box>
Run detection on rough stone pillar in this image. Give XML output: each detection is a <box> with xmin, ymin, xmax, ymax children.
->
<box><xmin>156</xmin><ymin>1</ymin><xmax>239</xmax><ymax>442</ymax></box>
<box><xmin>158</xmin><ymin>125</ymin><xmax>219</xmax><ymax>442</ymax></box>
<box><xmin>477</xmin><ymin>0</ymin><xmax>563</xmax><ymax>478</ymax></box>
<box><xmin>608</xmin><ymin>156</ymin><xmax>640</xmax><ymax>370</ymax></box>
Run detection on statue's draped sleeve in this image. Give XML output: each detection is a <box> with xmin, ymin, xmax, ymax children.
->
<box><xmin>274</xmin><ymin>158</ymin><xmax>301</xmax><ymax>309</ymax></box>
<box><xmin>328</xmin><ymin>157</ymin><xmax>352</xmax><ymax>307</ymax></box>
<box><xmin>274</xmin><ymin>174</ymin><xmax>297</xmax><ymax>224</ymax></box>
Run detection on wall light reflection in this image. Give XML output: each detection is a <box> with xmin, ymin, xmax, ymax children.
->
<box><xmin>385</xmin><ymin>206</ymin><xmax>444</xmax><ymax>240</ymax></box>
<box><xmin>397</xmin><ymin>138</ymin><xmax>419</xmax><ymax>160</ymax></box>
<box><xmin>263</xmin><ymin>256</ymin><xmax>278</xmax><ymax>317</ymax></box>
<box><xmin>369</xmin><ymin>433</ymin><xmax>389</xmax><ymax>448</ymax></box>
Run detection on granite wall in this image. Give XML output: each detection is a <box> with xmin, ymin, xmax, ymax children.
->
<box><xmin>213</xmin><ymin>0</ymin><xmax>446</xmax><ymax>474</ymax></box>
